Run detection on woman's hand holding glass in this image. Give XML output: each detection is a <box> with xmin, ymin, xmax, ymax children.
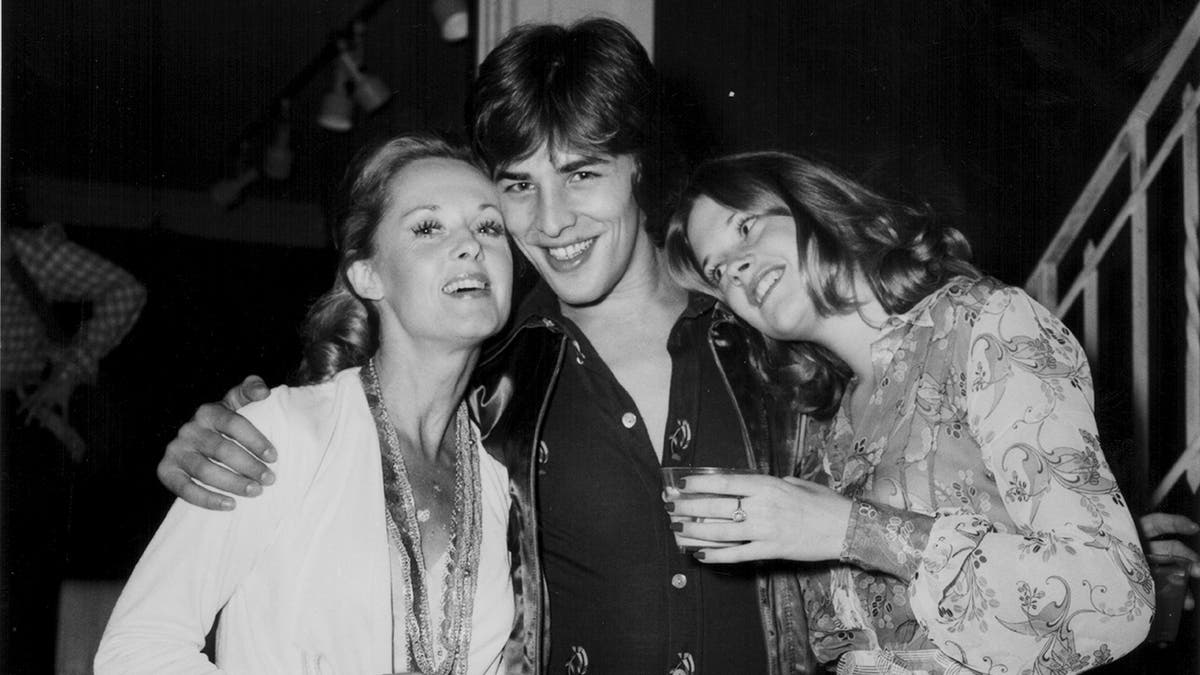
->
<box><xmin>664</xmin><ymin>473</ymin><xmax>854</xmax><ymax>563</ymax></box>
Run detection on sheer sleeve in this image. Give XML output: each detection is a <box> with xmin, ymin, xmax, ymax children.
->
<box><xmin>905</xmin><ymin>287</ymin><xmax>1152</xmax><ymax>673</ymax></box>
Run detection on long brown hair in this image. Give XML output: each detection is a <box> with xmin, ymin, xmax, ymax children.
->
<box><xmin>665</xmin><ymin>151</ymin><xmax>979</xmax><ymax>416</ymax></box>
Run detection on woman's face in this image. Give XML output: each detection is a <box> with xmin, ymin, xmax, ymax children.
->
<box><xmin>352</xmin><ymin>157</ymin><xmax>513</xmax><ymax>348</ymax></box>
<box><xmin>685</xmin><ymin>194</ymin><xmax>818</xmax><ymax>341</ymax></box>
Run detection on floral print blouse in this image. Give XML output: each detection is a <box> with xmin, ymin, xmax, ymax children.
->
<box><xmin>798</xmin><ymin>277</ymin><xmax>1152</xmax><ymax>674</ymax></box>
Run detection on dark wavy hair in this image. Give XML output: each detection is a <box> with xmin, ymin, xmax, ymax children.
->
<box><xmin>293</xmin><ymin>133</ymin><xmax>483</xmax><ymax>385</ymax></box>
<box><xmin>468</xmin><ymin>17</ymin><xmax>682</xmax><ymax>244</ymax></box>
<box><xmin>665</xmin><ymin>151</ymin><xmax>979</xmax><ymax>417</ymax></box>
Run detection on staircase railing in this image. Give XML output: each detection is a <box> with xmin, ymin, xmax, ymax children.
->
<box><xmin>1024</xmin><ymin>3</ymin><xmax>1200</xmax><ymax>511</ymax></box>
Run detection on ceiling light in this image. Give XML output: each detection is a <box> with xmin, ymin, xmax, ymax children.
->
<box><xmin>336</xmin><ymin>41</ymin><xmax>391</xmax><ymax>114</ymax></box>
<box><xmin>317</xmin><ymin>64</ymin><xmax>354</xmax><ymax>132</ymax></box>
<box><xmin>431</xmin><ymin>0</ymin><xmax>469</xmax><ymax>42</ymax></box>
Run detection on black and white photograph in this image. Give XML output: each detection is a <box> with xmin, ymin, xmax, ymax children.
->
<box><xmin>2</xmin><ymin>1</ymin><xmax>1199</xmax><ymax>673</ymax></box>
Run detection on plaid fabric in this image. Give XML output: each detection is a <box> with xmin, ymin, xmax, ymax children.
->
<box><xmin>1</xmin><ymin>223</ymin><xmax>146</xmax><ymax>388</ymax></box>
<box><xmin>837</xmin><ymin>648</ymin><xmax>978</xmax><ymax>675</ymax></box>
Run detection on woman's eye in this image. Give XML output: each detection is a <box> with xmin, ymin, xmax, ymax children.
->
<box><xmin>570</xmin><ymin>170</ymin><xmax>598</xmax><ymax>182</ymax></box>
<box><xmin>736</xmin><ymin>215</ymin><xmax>757</xmax><ymax>237</ymax></box>
<box><xmin>707</xmin><ymin>265</ymin><xmax>724</xmax><ymax>285</ymax></box>
<box><xmin>477</xmin><ymin>219</ymin><xmax>506</xmax><ymax>236</ymax></box>
<box><xmin>412</xmin><ymin>220</ymin><xmax>441</xmax><ymax>236</ymax></box>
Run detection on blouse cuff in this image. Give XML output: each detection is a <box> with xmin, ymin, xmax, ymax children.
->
<box><xmin>839</xmin><ymin>499</ymin><xmax>935</xmax><ymax>581</ymax></box>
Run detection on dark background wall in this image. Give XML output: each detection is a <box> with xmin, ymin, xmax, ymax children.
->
<box><xmin>56</xmin><ymin>227</ymin><xmax>334</xmax><ymax>576</ymax></box>
<box><xmin>2</xmin><ymin>0</ymin><xmax>478</xmax><ymax>568</ymax></box>
<box><xmin>656</xmin><ymin>0</ymin><xmax>1193</xmax><ymax>283</ymax></box>
<box><xmin>3</xmin><ymin>0</ymin><xmax>478</xmax><ymax>200</ymax></box>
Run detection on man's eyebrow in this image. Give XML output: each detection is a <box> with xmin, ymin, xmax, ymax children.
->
<box><xmin>558</xmin><ymin>156</ymin><xmax>608</xmax><ymax>174</ymax></box>
<box><xmin>494</xmin><ymin>154</ymin><xmax>609</xmax><ymax>181</ymax></box>
<box><xmin>495</xmin><ymin>169</ymin><xmax>529</xmax><ymax>182</ymax></box>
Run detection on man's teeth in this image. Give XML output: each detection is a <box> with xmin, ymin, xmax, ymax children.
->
<box><xmin>754</xmin><ymin>269</ymin><xmax>783</xmax><ymax>304</ymax></box>
<box><xmin>443</xmin><ymin>277</ymin><xmax>488</xmax><ymax>293</ymax></box>
<box><xmin>547</xmin><ymin>238</ymin><xmax>595</xmax><ymax>261</ymax></box>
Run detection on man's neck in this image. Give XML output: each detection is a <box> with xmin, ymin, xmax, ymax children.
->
<box><xmin>559</xmin><ymin>246</ymin><xmax>689</xmax><ymax>335</ymax></box>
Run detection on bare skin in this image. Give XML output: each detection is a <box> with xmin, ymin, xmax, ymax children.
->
<box><xmin>562</xmin><ymin>262</ymin><xmax>686</xmax><ymax>461</ymax></box>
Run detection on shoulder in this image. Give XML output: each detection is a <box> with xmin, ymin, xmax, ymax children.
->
<box><xmin>963</xmin><ymin>279</ymin><xmax>1062</xmax><ymax>332</ymax></box>
<box><xmin>913</xmin><ymin>276</ymin><xmax>1053</xmax><ymax>332</ymax></box>
<box><xmin>921</xmin><ymin>275</ymin><xmax>1003</xmax><ymax>312</ymax></box>
<box><xmin>239</xmin><ymin>368</ymin><xmax>368</xmax><ymax>455</ymax></box>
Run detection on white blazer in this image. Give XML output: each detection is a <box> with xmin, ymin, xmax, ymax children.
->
<box><xmin>95</xmin><ymin>367</ymin><xmax>514</xmax><ymax>675</ymax></box>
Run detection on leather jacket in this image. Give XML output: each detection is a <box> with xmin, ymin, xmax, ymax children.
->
<box><xmin>469</xmin><ymin>289</ymin><xmax>816</xmax><ymax>675</ymax></box>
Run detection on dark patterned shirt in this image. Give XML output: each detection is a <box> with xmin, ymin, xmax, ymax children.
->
<box><xmin>525</xmin><ymin>286</ymin><xmax>767</xmax><ymax>675</ymax></box>
<box><xmin>1</xmin><ymin>223</ymin><xmax>146</xmax><ymax>389</ymax></box>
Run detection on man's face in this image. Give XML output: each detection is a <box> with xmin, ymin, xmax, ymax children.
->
<box><xmin>495</xmin><ymin>144</ymin><xmax>648</xmax><ymax>307</ymax></box>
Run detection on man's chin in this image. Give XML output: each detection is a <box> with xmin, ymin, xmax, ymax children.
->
<box><xmin>545</xmin><ymin>275</ymin><xmax>613</xmax><ymax>309</ymax></box>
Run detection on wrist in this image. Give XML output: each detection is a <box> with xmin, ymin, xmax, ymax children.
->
<box><xmin>829</xmin><ymin>495</ymin><xmax>853</xmax><ymax>559</ymax></box>
<box><xmin>840</xmin><ymin>499</ymin><xmax>934</xmax><ymax>580</ymax></box>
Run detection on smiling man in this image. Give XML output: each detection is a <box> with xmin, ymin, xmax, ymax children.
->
<box><xmin>156</xmin><ymin>19</ymin><xmax>814</xmax><ymax>675</ymax></box>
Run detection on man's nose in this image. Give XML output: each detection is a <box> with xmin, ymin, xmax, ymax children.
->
<box><xmin>536</xmin><ymin>189</ymin><xmax>574</xmax><ymax>237</ymax></box>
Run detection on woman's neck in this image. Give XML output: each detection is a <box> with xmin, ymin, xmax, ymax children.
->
<box><xmin>810</xmin><ymin>296</ymin><xmax>890</xmax><ymax>390</ymax></box>
<box><xmin>371</xmin><ymin>336</ymin><xmax>478</xmax><ymax>460</ymax></box>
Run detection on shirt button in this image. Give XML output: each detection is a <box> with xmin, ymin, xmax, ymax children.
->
<box><xmin>671</xmin><ymin>573</ymin><xmax>687</xmax><ymax>589</ymax></box>
<box><xmin>621</xmin><ymin>412</ymin><xmax>637</xmax><ymax>429</ymax></box>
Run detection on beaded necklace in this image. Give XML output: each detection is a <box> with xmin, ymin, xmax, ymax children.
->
<box><xmin>363</xmin><ymin>360</ymin><xmax>482</xmax><ymax>675</ymax></box>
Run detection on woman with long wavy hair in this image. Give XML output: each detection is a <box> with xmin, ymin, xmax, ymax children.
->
<box><xmin>663</xmin><ymin>151</ymin><xmax>1152</xmax><ymax>674</ymax></box>
<box><xmin>96</xmin><ymin>133</ymin><xmax>519</xmax><ymax>675</ymax></box>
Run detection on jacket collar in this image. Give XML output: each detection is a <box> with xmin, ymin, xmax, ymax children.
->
<box><xmin>512</xmin><ymin>280</ymin><xmax>562</xmax><ymax>327</ymax></box>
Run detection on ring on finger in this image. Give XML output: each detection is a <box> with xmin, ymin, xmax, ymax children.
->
<box><xmin>731</xmin><ymin>496</ymin><xmax>748</xmax><ymax>523</ymax></box>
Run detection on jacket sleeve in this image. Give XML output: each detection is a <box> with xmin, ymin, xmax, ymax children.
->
<box><xmin>901</xmin><ymin>287</ymin><xmax>1152</xmax><ymax>673</ymax></box>
<box><xmin>94</xmin><ymin>393</ymin><xmax>297</xmax><ymax>675</ymax></box>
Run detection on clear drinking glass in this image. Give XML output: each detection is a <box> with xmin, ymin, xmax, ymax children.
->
<box><xmin>660</xmin><ymin>466</ymin><xmax>761</xmax><ymax>553</ymax></box>
<box><xmin>1147</xmin><ymin>553</ymin><xmax>1191</xmax><ymax>645</ymax></box>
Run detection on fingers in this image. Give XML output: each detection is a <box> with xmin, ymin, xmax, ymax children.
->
<box><xmin>676</xmin><ymin>473</ymin><xmax>763</xmax><ymax>496</ymax></box>
<box><xmin>1140</xmin><ymin>512</ymin><xmax>1200</xmax><ymax>539</ymax></box>
<box><xmin>672</xmin><ymin>517</ymin><xmax>748</xmax><ymax>546</ymax></box>
<box><xmin>693</xmin><ymin>541</ymin><xmax>768</xmax><ymax>564</ymax></box>
<box><xmin>667</xmin><ymin>495</ymin><xmax>744</xmax><ymax>521</ymax></box>
<box><xmin>157</xmin><ymin>462</ymin><xmax>236</xmax><ymax>511</ymax></box>
<box><xmin>223</xmin><ymin>375</ymin><xmax>271</xmax><ymax>411</ymax></box>
<box><xmin>186</xmin><ymin>412</ymin><xmax>275</xmax><ymax>488</ymax></box>
<box><xmin>156</xmin><ymin>403</ymin><xmax>277</xmax><ymax>507</ymax></box>
<box><xmin>195</xmin><ymin>403</ymin><xmax>276</xmax><ymax>464</ymax></box>
<box><xmin>1148</xmin><ymin>539</ymin><xmax>1200</xmax><ymax>564</ymax></box>
<box><xmin>673</xmin><ymin>534</ymin><xmax>734</xmax><ymax>551</ymax></box>
<box><xmin>1147</xmin><ymin>541</ymin><xmax>1200</xmax><ymax>579</ymax></box>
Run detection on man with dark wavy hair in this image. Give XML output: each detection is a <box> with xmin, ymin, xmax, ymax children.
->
<box><xmin>155</xmin><ymin>18</ymin><xmax>813</xmax><ymax>674</ymax></box>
